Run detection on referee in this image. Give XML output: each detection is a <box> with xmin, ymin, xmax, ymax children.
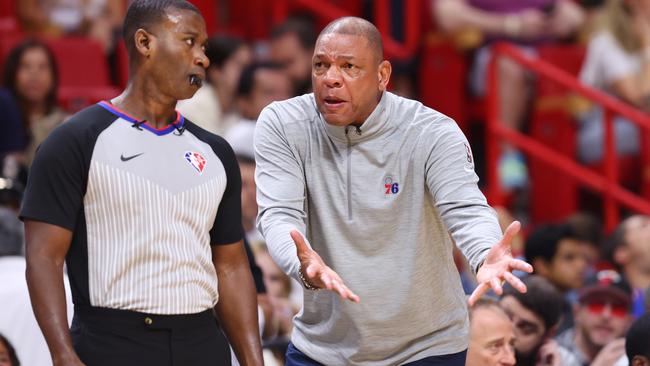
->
<box><xmin>20</xmin><ymin>1</ymin><xmax>263</xmax><ymax>365</ymax></box>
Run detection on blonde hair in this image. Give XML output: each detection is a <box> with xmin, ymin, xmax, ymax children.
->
<box><xmin>601</xmin><ymin>0</ymin><xmax>642</xmax><ymax>53</ymax></box>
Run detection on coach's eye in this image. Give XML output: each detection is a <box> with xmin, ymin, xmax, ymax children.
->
<box><xmin>185</xmin><ymin>38</ymin><xmax>195</xmax><ymax>47</ymax></box>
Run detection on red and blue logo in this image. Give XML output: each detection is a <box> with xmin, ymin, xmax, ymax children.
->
<box><xmin>184</xmin><ymin>151</ymin><xmax>206</xmax><ymax>174</ymax></box>
<box><xmin>384</xmin><ymin>175</ymin><xmax>399</xmax><ymax>195</ymax></box>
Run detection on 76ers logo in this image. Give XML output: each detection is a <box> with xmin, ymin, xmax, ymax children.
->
<box><xmin>184</xmin><ymin>151</ymin><xmax>206</xmax><ymax>174</ymax></box>
<box><xmin>384</xmin><ymin>175</ymin><xmax>399</xmax><ymax>195</ymax></box>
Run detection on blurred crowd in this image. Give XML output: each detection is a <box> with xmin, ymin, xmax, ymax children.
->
<box><xmin>1</xmin><ymin>0</ymin><xmax>650</xmax><ymax>365</ymax></box>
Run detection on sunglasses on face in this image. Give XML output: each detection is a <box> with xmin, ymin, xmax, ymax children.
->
<box><xmin>584</xmin><ymin>300</ymin><xmax>629</xmax><ymax>318</ymax></box>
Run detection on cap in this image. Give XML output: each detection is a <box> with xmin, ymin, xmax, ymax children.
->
<box><xmin>578</xmin><ymin>269</ymin><xmax>632</xmax><ymax>306</ymax></box>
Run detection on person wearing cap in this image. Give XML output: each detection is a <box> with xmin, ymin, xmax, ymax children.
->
<box><xmin>556</xmin><ymin>269</ymin><xmax>633</xmax><ymax>366</ymax></box>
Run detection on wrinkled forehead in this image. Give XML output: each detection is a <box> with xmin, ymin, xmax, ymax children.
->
<box><xmin>313</xmin><ymin>33</ymin><xmax>375</xmax><ymax>61</ymax></box>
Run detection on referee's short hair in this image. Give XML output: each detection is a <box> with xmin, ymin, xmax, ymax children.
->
<box><xmin>123</xmin><ymin>0</ymin><xmax>201</xmax><ymax>55</ymax></box>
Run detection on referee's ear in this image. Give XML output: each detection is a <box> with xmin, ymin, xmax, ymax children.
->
<box><xmin>134</xmin><ymin>28</ymin><xmax>154</xmax><ymax>60</ymax></box>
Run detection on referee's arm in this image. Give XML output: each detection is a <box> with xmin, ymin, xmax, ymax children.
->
<box><xmin>24</xmin><ymin>220</ymin><xmax>84</xmax><ymax>366</ymax></box>
<box><xmin>212</xmin><ymin>241</ymin><xmax>264</xmax><ymax>366</ymax></box>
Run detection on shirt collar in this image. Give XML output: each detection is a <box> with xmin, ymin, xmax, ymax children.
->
<box><xmin>317</xmin><ymin>91</ymin><xmax>392</xmax><ymax>143</ymax></box>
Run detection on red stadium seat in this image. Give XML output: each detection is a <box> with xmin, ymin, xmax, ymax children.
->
<box><xmin>46</xmin><ymin>37</ymin><xmax>111</xmax><ymax>88</ymax></box>
<box><xmin>528</xmin><ymin>45</ymin><xmax>585</xmax><ymax>223</ymax></box>
<box><xmin>418</xmin><ymin>35</ymin><xmax>470</xmax><ymax>131</ymax></box>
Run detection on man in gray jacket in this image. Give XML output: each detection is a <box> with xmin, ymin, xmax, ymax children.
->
<box><xmin>254</xmin><ymin>16</ymin><xmax>532</xmax><ymax>365</ymax></box>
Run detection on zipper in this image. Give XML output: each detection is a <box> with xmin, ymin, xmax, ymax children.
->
<box><xmin>345</xmin><ymin>126</ymin><xmax>361</xmax><ymax>220</ymax></box>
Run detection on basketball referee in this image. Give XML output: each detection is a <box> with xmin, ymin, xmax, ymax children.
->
<box><xmin>20</xmin><ymin>1</ymin><xmax>263</xmax><ymax>365</ymax></box>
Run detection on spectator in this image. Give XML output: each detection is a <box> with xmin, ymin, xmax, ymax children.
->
<box><xmin>525</xmin><ymin>223</ymin><xmax>590</xmax><ymax>332</ymax></box>
<box><xmin>432</xmin><ymin>0</ymin><xmax>585</xmax><ymax>189</ymax></box>
<box><xmin>500</xmin><ymin>275</ymin><xmax>578</xmax><ymax>366</ymax></box>
<box><xmin>17</xmin><ymin>0</ymin><xmax>124</xmax><ymax>53</ymax></box>
<box><xmin>225</xmin><ymin>62</ymin><xmax>292</xmax><ymax>157</ymax></box>
<box><xmin>556</xmin><ymin>269</ymin><xmax>633</xmax><ymax>366</ymax></box>
<box><xmin>177</xmin><ymin>34</ymin><xmax>253</xmax><ymax>135</ymax></box>
<box><xmin>268</xmin><ymin>17</ymin><xmax>316</xmax><ymax>96</ymax></box>
<box><xmin>0</xmin><ymin>334</ymin><xmax>20</xmax><ymax>366</ymax></box>
<box><xmin>525</xmin><ymin>223</ymin><xmax>589</xmax><ymax>293</ymax></box>
<box><xmin>0</xmin><ymin>90</ymin><xmax>25</xmax><ymax>158</ymax></box>
<box><xmin>625</xmin><ymin>313</ymin><xmax>650</xmax><ymax>366</ymax></box>
<box><xmin>466</xmin><ymin>298</ymin><xmax>516</xmax><ymax>366</ymax></box>
<box><xmin>605</xmin><ymin>215</ymin><xmax>650</xmax><ymax>318</ymax></box>
<box><xmin>567</xmin><ymin>212</ymin><xmax>604</xmax><ymax>272</ymax></box>
<box><xmin>2</xmin><ymin>39</ymin><xmax>67</xmax><ymax>167</ymax></box>
<box><xmin>578</xmin><ymin>0</ymin><xmax>650</xmax><ymax>163</ymax></box>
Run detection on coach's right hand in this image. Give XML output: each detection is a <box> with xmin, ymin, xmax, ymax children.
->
<box><xmin>290</xmin><ymin>230</ymin><xmax>360</xmax><ymax>303</ymax></box>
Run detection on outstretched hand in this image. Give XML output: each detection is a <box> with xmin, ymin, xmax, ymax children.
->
<box><xmin>290</xmin><ymin>230</ymin><xmax>360</xmax><ymax>303</ymax></box>
<box><xmin>468</xmin><ymin>221</ymin><xmax>533</xmax><ymax>306</ymax></box>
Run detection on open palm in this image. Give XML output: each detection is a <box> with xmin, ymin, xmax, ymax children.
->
<box><xmin>468</xmin><ymin>221</ymin><xmax>533</xmax><ymax>306</ymax></box>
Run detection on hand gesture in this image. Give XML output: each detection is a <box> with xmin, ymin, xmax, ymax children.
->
<box><xmin>290</xmin><ymin>230</ymin><xmax>360</xmax><ymax>303</ymax></box>
<box><xmin>536</xmin><ymin>339</ymin><xmax>561</xmax><ymax>366</ymax></box>
<box><xmin>591</xmin><ymin>338</ymin><xmax>626</xmax><ymax>366</ymax></box>
<box><xmin>468</xmin><ymin>221</ymin><xmax>533</xmax><ymax>306</ymax></box>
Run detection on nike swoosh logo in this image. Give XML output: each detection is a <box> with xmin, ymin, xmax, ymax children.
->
<box><xmin>120</xmin><ymin>153</ymin><xmax>144</xmax><ymax>162</ymax></box>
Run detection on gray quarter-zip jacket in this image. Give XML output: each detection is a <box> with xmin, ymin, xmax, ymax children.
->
<box><xmin>254</xmin><ymin>92</ymin><xmax>502</xmax><ymax>365</ymax></box>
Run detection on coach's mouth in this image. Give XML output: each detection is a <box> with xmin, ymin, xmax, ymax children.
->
<box><xmin>323</xmin><ymin>96</ymin><xmax>347</xmax><ymax>109</ymax></box>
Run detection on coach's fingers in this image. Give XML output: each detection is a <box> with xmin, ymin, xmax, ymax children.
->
<box><xmin>331</xmin><ymin>278</ymin><xmax>360</xmax><ymax>303</ymax></box>
<box><xmin>510</xmin><ymin>258</ymin><xmax>533</xmax><ymax>273</ymax></box>
<box><xmin>468</xmin><ymin>283</ymin><xmax>490</xmax><ymax>306</ymax></box>
<box><xmin>504</xmin><ymin>271</ymin><xmax>527</xmax><ymax>293</ymax></box>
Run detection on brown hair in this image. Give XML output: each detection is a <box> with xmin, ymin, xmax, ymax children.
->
<box><xmin>601</xmin><ymin>0</ymin><xmax>642</xmax><ymax>53</ymax></box>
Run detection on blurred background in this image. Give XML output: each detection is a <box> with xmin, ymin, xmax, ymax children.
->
<box><xmin>2</xmin><ymin>0</ymin><xmax>650</xmax><ymax>365</ymax></box>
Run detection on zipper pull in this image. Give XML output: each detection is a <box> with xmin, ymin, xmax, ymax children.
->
<box><xmin>355</xmin><ymin>126</ymin><xmax>362</xmax><ymax>135</ymax></box>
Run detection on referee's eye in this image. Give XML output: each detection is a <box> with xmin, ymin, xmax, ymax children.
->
<box><xmin>185</xmin><ymin>38</ymin><xmax>195</xmax><ymax>47</ymax></box>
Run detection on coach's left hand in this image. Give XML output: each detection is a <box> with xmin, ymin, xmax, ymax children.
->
<box><xmin>468</xmin><ymin>221</ymin><xmax>533</xmax><ymax>306</ymax></box>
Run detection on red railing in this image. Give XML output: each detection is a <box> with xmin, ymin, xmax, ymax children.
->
<box><xmin>486</xmin><ymin>43</ymin><xmax>650</xmax><ymax>231</ymax></box>
<box><xmin>271</xmin><ymin>0</ymin><xmax>421</xmax><ymax>61</ymax></box>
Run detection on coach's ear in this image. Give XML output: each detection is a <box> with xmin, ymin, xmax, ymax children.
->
<box><xmin>377</xmin><ymin>60</ymin><xmax>391</xmax><ymax>92</ymax></box>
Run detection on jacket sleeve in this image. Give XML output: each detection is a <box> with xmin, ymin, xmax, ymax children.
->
<box><xmin>254</xmin><ymin>106</ymin><xmax>307</xmax><ymax>282</ymax></box>
<box><xmin>425</xmin><ymin>117</ymin><xmax>502</xmax><ymax>274</ymax></box>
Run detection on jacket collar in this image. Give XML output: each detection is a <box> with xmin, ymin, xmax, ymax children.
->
<box><xmin>317</xmin><ymin>91</ymin><xmax>392</xmax><ymax>143</ymax></box>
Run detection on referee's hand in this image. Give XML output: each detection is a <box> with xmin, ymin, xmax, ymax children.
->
<box><xmin>468</xmin><ymin>221</ymin><xmax>533</xmax><ymax>306</ymax></box>
<box><xmin>290</xmin><ymin>230</ymin><xmax>360</xmax><ymax>303</ymax></box>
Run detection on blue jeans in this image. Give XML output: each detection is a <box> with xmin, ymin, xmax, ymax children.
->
<box><xmin>285</xmin><ymin>343</ymin><xmax>467</xmax><ymax>366</ymax></box>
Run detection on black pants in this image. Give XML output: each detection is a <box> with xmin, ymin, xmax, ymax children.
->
<box><xmin>71</xmin><ymin>305</ymin><xmax>231</xmax><ymax>366</ymax></box>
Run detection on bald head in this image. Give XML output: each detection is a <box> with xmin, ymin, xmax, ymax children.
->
<box><xmin>318</xmin><ymin>17</ymin><xmax>383</xmax><ymax>62</ymax></box>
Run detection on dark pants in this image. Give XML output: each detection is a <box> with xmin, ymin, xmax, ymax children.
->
<box><xmin>71</xmin><ymin>306</ymin><xmax>230</xmax><ymax>366</ymax></box>
<box><xmin>286</xmin><ymin>343</ymin><xmax>467</xmax><ymax>366</ymax></box>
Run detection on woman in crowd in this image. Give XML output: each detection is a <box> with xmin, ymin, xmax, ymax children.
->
<box><xmin>0</xmin><ymin>334</ymin><xmax>19</xmax><ymax>366</ymax></box>
<box><xmin>578</xmin><ymin>0</ymin><xmax>650</xmax><ymax>163</ymax></box>
<box><xmin>2</xmin><ymin>39</ymin><xmax>67</xmax><ymax>167</ymax></box>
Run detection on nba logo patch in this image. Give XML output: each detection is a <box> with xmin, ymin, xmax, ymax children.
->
<box><xmin>184</xmin><ymin>151</ymin><xmax>206</xmax><ymax>174</ymax></box>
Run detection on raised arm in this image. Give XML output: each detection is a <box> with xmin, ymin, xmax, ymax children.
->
<box><xmin>25</xmin><ymin>220</ymin><xmax>84</xmax><ymax>366</ymax></box>
<box><xmin>424</xmin><ymin>118</ymin><xmax>531</xmax><ymax>304</ymax></box>
<box><xmin>254</xmin><ymin>106</ymin><xmax>358</xmax><ymax>301</ymax></box>
<box><xmin>254</xmin><ymin>107</ymin><xmax>308</xmax><ymax>281</ymax></box>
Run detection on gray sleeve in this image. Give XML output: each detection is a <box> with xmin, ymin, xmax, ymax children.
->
<box><xmin>425</xmin><ymin>117</ymin><xmax>502</xmax><ymax>274</ymax></box>
<box><xmin>254</xmin><ymin>106</ymin><xmax>306</xmax><ymax>282</ymax></box>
